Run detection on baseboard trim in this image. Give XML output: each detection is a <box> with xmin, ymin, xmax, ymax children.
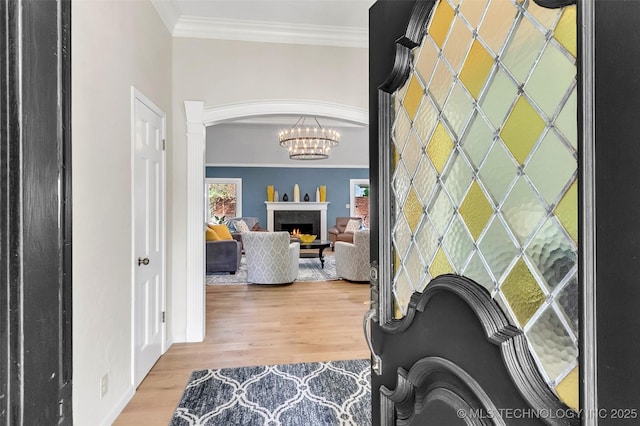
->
<box><xmin>101</xmin><ymin>385</ymin><xmax>135</xmax><ymax>426</ymax></box>
<box><xmin>172</xmin><ymin>333</ymin><xmax>187</xmax><ymax>343</ymax></box>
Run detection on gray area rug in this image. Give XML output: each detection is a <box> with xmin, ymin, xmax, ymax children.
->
<box><xmin>206</xmin><ymin>255</ymin><xmax>338</xmax><ymax>285</ymax></box>
<box><xmin>170</xmin><ymin>359</ymin><xmax>371</xmax><ymax>426</ymax></box>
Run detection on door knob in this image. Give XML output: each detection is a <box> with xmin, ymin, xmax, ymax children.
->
<box><xmin>138</xmin><ymin>257</ymin><xmax>150</xmax><ymax>266</ymax></box>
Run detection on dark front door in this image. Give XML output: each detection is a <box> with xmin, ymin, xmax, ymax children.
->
<box><xmin>367</xmin><ymin>0</ymin><xmax>583</xmax><ymax>424</ymax></box>
<box><xmin>1</xmin><ymin>0</ymin><xmax>72</xmax><ymax>423</ymax></box>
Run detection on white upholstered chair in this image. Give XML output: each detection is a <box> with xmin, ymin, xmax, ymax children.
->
<box><xmin>335</xmin><ymin>230</ymin><xmax>370</xmax><ymax>282</ymax></box>
<box><xmin>242</xmin><ymin>231</ymin><xmax>300</xmax><ymax>284</ymax></box>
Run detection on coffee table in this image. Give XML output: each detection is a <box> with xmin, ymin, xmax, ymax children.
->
<box><xmin>296</xmin><ymin>240</ymin><xmax>331</xmax><ymax>268</ymax></box>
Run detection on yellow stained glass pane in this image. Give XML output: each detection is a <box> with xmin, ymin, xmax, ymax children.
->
<box><xmin>555</xmin><ymin>366</ymin><xmax>579</xmax><ymax>411</ymax></box>
<box><xmin>429</xmin><ymin>247</ymin><xmax>453</xmax><ymax>278</ymax></box>
<box><xmin>554</xmin><ymin>5</ymin><xmax>577</xmax><ymax>58</ymax></box>
<box><xmin>460</xmin><ymin>40</ymin><xmax>494</xmax><ymax>100</ymax></box>
<box><xmin>403</xmin><ymin>188</ymin><xmax>423</xmax><ymax>233</ymax></box>
<box><xmin>394</xmin><ymin>250</ymin><xmax>401</xmax><ymax>274</ymax></box>
<box><xmin>501</xmin><ymin>259</ymin><xmax>545</xmax><ymax>326</ymax></box>
<box><xmin>500</xmin><ymin>96</ymin><xmax>545</xmax><ymax>165</ymax></box>
<box><xmin>459</xmin><ymin>181</ymin><xmax>493</xmax><ymax>241</ymax></box>
<box><xmin>429</xmin><ymin>0</ymin><xmax>455</xmax><ymax>49</ymax></box>
<box><xmin>478</xmin><ymin>0</ymin><xmax>517</xmax><ymax>55</ymax></box>
<box><xmin>555</xmin><ymin>180</ymin><xmax>578</xmax><ymax>243</ymax></box>
<box><xmin>459</xmin><ymin>0</ymin><xmax>486</xmax><ymax>29</ymax></box>
<box><xmin>415</xmin><ymin>38</ymin><xmax>439</xmax><ymax>86</ymax></box>
<box><xmin>427</xmin><ymin>122</ymin><xmax>454</xmax><ymax>174</ymax></box>
<box><xmin>403</xmin><ymin>75</ymin><xmax>424</xmax><ymax>121</ymax></box>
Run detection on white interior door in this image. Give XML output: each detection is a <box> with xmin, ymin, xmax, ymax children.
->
<box><xmin>133</xmin><ymin>89</ymin><xmax>166</xmax><ymax>387</ymax></box>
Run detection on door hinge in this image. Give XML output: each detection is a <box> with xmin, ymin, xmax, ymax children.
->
<box><xmin>162</xmin><ymin>311</ymin><xmax>166</xmax><ymax>323</ymax></box>
<box><xmin>162</xmin><ymin>139</ymin><xmax>166</xmax><ymax>151</ymax></box>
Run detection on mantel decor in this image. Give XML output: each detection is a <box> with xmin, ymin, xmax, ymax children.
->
<box><xmin>278</xmin><ymin>117</ymin><xmax>340</xmax><ymax>160</ymax></box>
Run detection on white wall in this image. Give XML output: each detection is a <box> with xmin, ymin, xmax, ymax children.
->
<box><xmin>170</xmin><ymin>38</ymin><xmax>368</xmax><ymax>337</ymax></box>
<box><xmin>72</xmin><ymin>1</ymin><xmax>172</xmax><ymax>424</ymax></box>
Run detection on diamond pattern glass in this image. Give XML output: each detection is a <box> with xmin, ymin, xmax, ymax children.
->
<box><xmin>388</xmin><ymin>0</ymin><xmax>577</xmax><ymax>407</ymax></box>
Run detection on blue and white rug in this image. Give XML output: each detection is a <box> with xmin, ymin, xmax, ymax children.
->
<box><xmin>170</xmin><ymin>359</ymin><xmax>371</xmax><ymax>425</ymax></box>
<box><xmin>206</xmin><ymin>255</ymin><xmax>338</xmax><ymax>285</ymax></box>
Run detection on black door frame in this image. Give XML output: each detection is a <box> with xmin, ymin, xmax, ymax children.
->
<box><xmin>1</xmin><ymin>0</ymin><xmax>72</xmax><ymax>423</ymax></box>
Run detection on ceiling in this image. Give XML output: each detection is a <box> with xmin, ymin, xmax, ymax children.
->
<box><xmin>151</xmin><ymin>0</ymin><xmax>376</xmax><ymax>48</ymax></box>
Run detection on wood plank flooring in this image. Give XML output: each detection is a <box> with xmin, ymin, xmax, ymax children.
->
<box><xmin>114</xmin><ymin>279</ymin><xmax>370</xmax><ymax>425</ymax></box>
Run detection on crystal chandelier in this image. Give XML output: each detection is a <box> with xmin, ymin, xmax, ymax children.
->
<box><xmin>278</xmin><ymin>117</ymin><xmax>340</xmax><ymax>160</ymax></box>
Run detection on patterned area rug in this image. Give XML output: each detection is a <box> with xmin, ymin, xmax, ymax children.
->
<box><xmin>170</xmin><ymin>359</ymin><xmax>371</xmax><ymax>426</ymax></box>
<box><xmin>206</xmin><ymin>255</ymin><xmax>338</xmax><ymax>285</ymax></box>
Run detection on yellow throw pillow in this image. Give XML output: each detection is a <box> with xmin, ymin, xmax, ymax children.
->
<box><xmin>210</xmin><ymin>224</ymin><xmax>233</xmax><ymax>240</ymax></box>
<box><xmin>206</xmin><ymin>227</ymin><xmax>220</xmax><ymax>241</ymax></box>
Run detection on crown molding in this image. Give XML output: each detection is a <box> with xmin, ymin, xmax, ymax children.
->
<box><xmin>150</xmin><ymin>0</ymin><xmax>181</xmax><ymax>34</ymax></box>
<box><xmin>173</xmin><ymin>16</ymin><xmax>368</xmax><ymax>48</ymax></box>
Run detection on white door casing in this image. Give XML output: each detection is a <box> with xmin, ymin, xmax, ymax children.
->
<box><xmin>132</xmin><ymin>88</ymin><xmax>166</xmax><ymax>387</ymax></box>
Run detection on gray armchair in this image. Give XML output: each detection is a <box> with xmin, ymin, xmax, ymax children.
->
<box><xmin>206</xmin><ymin>239</ymin><xmax>242</xmax><ymax>274</ymax></box>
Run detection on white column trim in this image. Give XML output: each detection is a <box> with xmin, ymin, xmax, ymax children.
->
<box><xmin>185</xmin><ymin>100</ymin><xmax>205</xmax><ymax>342</ymax></box>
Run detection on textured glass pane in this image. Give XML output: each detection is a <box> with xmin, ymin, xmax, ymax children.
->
<box><xmin>392</xmin><ymin>161</ymin><xmax>411</xmax><ymax>206</ymax></box>
<box><xmin>500</xmin><ymin>258</ymin><xmax>546</xmax><ymax>327</ymax></box>
<box><xmin>478</xmin><ymin>216</ymin><xmax>518</xmax><ymax>281</ymax></box>
<box><xmin>405</xmin><ymin>244</ymin><xmax>426</xmax><ymax>290</ymax></box>
<box><xmin>429</xmin><ymin>59</ymin><xmax>454</xmax><ymax>111</ymax></box>
<box><xmin>444</xmin><ymin>216</ymin><xmax>474</xmax><ymax>271</ymax></box>
<box><xmin>393</xmin><ymin>270</ymin><xmax>414</xmax><ymax>316</ymax></box>
<box><xmin>501</xmin><ymin>177</ymin><xmax>547</xmax><ymax>245</ymax></box>
<box><xmin>479</xmin><ymin>67</ymin><xmax>518</xmax><ymax>129</ymax></box>
<box><xmin>460</xmin><ymin>113</ymin><xmax>494</xmax><ymax>170</ymax></box>
<box><xmin>459</xmin><ymin>40</ymin><xmax>494</xmax><ymax>100</ymax></box>
<box><xmin>393</xmin><ymin>107</ymin><xmax>411</xmax><ymax>153</ymax></box>
<box><xmin>414</xmin><ymin>157</ymin><xmax>438</xmax><ymax>206</ymax></box>
<box><xmin>415</xmin><ymin>219</ymin><xmax>439</xmax><ymax>267</ymax></box>
<box><xmin>555</xmin><ymin>180</ymin><xmax>578</xmax><ymax>243</ymax></box>
<box><xmin>414</xmin><ymin>95</ymin><xmax>439</xmax><ymax>145</ymax></box>
<box><xmin>555</xmin><ymin>87</ymin><xmax>577</xmax><ymax>150</ymax></box>
<box><xmin>427</xmin><ymin>122</ymin><xmax>455</xmax><ymax>175</ymax></box>
<box><xmin>478</xmin><ymin>141</ymin><xmax>517</xmax><ymax>204</ymax></box>
<box><xmin>477</xmin><ymin>0</ymin><xmax>518</xmax><ymax>55</ymax></box>
<box><xmin>459</xmin><ymin>0</ymin><xmax>487</xmax><ymax>29</ymax></box>
<box><xmin>430</xmin><ymin>247</ymin><xmax>453</xmax><ymax>278</ymax></box>
<box><xmin>415</xmin><ymin>36</ymin><xmax>439</xmax><ymax>87</ymax></box>
<box><xmin>526</xmin><ymin>216</ymin><xmax>577</xmax><ymax>292</ymax></box>
<box><xmin>554</xmin><ymin>6</ymin><xmax>577</xmax><ymax>58</ymax></box>
<box><xmin>443</xmin><ymin>16</ymin><xmax>473</xmax><ymax>73</ymax></box>
<box><xmin>459</xmin><ymin>181</ymin><xmax>493</xmax><ymax>241</ymax></box>
<box><xmin>463</xmin><ymin>252</ymin><xmax>494</xmax><ymax>294</ymax></box>
<box><xmin>402</xmin><ymin>131</ymin><xmax>423</xmax><ymax>178</ymax></box>
<box><xmin>501</xmin><ymin>14</ymin><xmax>546</xmax><ymax>85</ymax></box>
<box><xmin>555</xmin><ymin>366</ymin><xmax>579</xmax><ymax>412</ymax></box>
<box><xmin>557</xmin><ymin>273</ymin><xmax>578</xmax><ymax>335</ymax></box>
<box><xmin>403</xmin><ymin>74</ymin><xmax>425</xmax><ymax>121</ymax></box>
<box><xmin>402</xmin><ymin>188</ymin><xmax>424</xmax><ymax>234</ymax></box>
<box><xmin>525</xmin><ymin>129</ymin><xmax>576</xmax><ymax>206</ymax></box>
<box><xmin>428</xmin><ymin>187</ymin><xmax>454</xmax><ymax>236</ymax></box>
<box><xmin>444</xmin><ymin>152</ymin><xmax>474</xmax><ymax>205</ymax></box>
<box><xmin>526</xmin><ymin>305</ymin><xmax>578</xmax><ymax>382</ymax></box>
<box><xmin>525</xmin><ymin>0</ymin><xmax>561</xmax><ymax>29</ymax></box>
<box><xmin>525</xmin><ymin>44</ymin><xmax>576</xmax><ymax>119</ymax></box>
<box><xmin>443</xmin><ymin>82</ymin><xmax>474</xmax><ymax>139</ymax></box>
<box><xmin>429</xmin><ymin>0</ymin><xmax>455</xmax><ymax>49</ymax></box>
<box><xmin>494</xmin><ymin>290</ymin><xmax>517</xmax><ymax>326</ymax></box>
<box><xmin>501</xmin><ymin>96</ymin><xmax>546</xmax><ymax>166</ymax></box>
<box><xmin>393</xmin><ymin>215</ymin><xmax>412</xmax><ymax>261</ymax></box>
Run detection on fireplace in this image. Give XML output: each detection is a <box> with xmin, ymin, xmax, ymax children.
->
<box><xmin>265</xmin><ymin>201</ymin><xmax>329</xmax><ymax>240</ymax></box>
<box><xmin>275</xmin><ymin>211</ymin><xmax>320</xmax><ymax>236</ymax></box>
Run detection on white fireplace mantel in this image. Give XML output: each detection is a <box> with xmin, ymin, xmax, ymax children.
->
<box><xmin>266</xmin><ymin>202</ymin><xmax>330</xmax><ymax>240</ymax></box>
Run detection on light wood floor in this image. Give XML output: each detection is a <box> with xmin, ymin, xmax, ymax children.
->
<box><xmin>114</xmin><ymin>279</ymin><xmax>370</xmax><ymax>425</ymax></box>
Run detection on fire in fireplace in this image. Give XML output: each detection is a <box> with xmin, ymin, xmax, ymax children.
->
<box><xmin>274</xmin><ymin>211</ymin><xmax>320</xmax><ymax>236</ymax></box>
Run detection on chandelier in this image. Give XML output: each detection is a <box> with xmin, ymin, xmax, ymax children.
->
<box><xmin>278</xmin><ymin>117</ymin><xmax>340</xmax><ymax>160</ymax></box>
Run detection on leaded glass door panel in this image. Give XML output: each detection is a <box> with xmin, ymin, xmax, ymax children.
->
<box><xmin>368</xmin><ymin>0</ymin><xmax>579</xmax><ymax>424</ymax></box>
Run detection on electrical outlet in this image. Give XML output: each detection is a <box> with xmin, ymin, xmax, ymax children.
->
<box><xmin>100</xmin><ymin>373</ymin><xmax>108</xmax><ymax>398</ymax></box>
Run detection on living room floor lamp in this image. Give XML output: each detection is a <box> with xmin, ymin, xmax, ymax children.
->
<box><xmin>278</xmin><ymin>116</ymin><xmax>340</xmax><ymax>160</ymax></box>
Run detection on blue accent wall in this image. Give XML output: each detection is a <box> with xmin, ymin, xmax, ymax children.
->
<box><xmin>205</xmin><ymin>167</ymin><xmax>368</xmax><ymax>229</ymax></box>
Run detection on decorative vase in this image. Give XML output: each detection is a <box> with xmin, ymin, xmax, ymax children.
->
<box><xmin>267</xmin><ymin>185</ymin><xmax>274</xmax><ymax>202</ymax></box>
<box><xmin>319</xmin><ymin>185</ymin><xmax>327</xmax><ymax>202</ymax></box>
<box><xmin>293</xmin><ymin>184</ymin><xmax>300</xmax><ymax>202</ymax></box>
<box><xmin>274</xmin><ymin>190</ymin><xmax>279</xmax><ymax>202</ymax></box>
<box><xmin>304</xmin><ymin>193</ymin><xmax>310</xmax><ymax>202</ymax></box>
<box><xmin>315</xmin><ymin>187</ymin><xmax>320</xmax><ymax>202</ymax></box>
<box><xmin>283</xmin><ymin>193</ymin><xmax>288</xmax><ymax>201</ymax></box>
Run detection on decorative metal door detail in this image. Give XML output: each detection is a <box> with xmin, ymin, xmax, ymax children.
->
<box><xmin>384</xmin><ymin>0</ymin><xmax>577</xmax><ymax>411</ymax></box>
